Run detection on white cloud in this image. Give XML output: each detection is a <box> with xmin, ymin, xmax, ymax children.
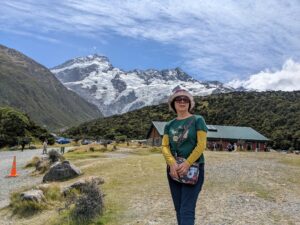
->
<box><xmin>1</xmin><ymin>0</ymin><xmax>300</xmax><ymax>83</ymax></box>
<box><xmin>0</xmin><ymin>28</ymin><xmax>61</xmax><ymax>43</ymax></box>
<box><xmin>226</xmin><ymin>59</ymin><xmax>300</xmax><ymax>91</ymax></box>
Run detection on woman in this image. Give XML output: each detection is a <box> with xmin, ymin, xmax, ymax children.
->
<box><xmin>162</xmin><ymin>89</ymin><xmax>207</xmax><ymax>225</ymax></box>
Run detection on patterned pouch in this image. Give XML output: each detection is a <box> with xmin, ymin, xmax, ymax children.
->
<box><xmin>170</xmin><ymin>157</ymin><xmax>199</xmax><ymax>185</ymax></box>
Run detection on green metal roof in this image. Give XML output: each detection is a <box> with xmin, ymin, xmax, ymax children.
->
<box><xmin>206</xmin><ymin>125</ymin><xmax>269</xmax><ymax>141</ymax></box>
<box><xmin>152</xmin><ymin>121</ymin><xmax>167</xmax><ymax>136</ymax></box>
<box><xmin>151</xmin><ymin>122</ymin><xmax>269</xmax><ymax>141</ymax></box>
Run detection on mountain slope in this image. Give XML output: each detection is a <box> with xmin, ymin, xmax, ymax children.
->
<box><xmin>51</xmin><ymin>55</ymin><xmax>234</xmax><ymax>116</ymax></box>
<box><xmin>0</xmin><ymin>45</ymin><xmax>102</xmax><ymax>130</ymax></box>
<box><xmin>65</xmin><ymin>91</ymin><xmax>300</xmax><ymax>150</ymax></box>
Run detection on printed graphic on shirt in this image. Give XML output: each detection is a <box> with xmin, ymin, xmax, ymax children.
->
<box><xmin>170</xmin><ymin>124</ymin><xmax>189</xmax><ymax>143</ymax></box>
<box><xmin>164</xmin><ymin>115</ymin><xmax>207</xmax><ymax>164</ymax></box>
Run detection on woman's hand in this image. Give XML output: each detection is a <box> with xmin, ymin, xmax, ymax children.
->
<box><xmin>177</xmin><ymin>161</ymin><xmax>190</xmax><ymax>177</ymax></box>
<box><xmin>169</xmin><ymin>163</ymin><xmax>179</xmax><ymax>179</ymax></box>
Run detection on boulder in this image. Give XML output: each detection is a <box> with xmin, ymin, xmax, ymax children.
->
<box><xmin>43</xmin><ymin>160</ymin><xmax>82</xmax><ymax>183</ymax></box>
<box><xmin>20</xmin><ymin>190</ymin><xmax>45</xmax><ymax>203</ymax></box>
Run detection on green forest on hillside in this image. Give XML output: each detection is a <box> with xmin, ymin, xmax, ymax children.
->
<box><xmin>0</xmin><ymin>107</ymin><xmax>53</xmax><ymax>148</ymax></box>
<box><xmin>65</xmin><ymin>91</ymin><xmax>300</xmax><ymax>150</ymax></box>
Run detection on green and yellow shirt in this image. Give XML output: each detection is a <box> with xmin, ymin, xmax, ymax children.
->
<box><xmin>162</xmin><ymin>115</ymin><xmax>208</xmax><ymax>165</ymax></box>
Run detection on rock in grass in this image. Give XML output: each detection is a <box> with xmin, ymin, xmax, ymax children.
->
<box><xmin>43</xmin><ymin>160</ymin><xmax>81</xmax><ymax>183</ymax></box>
<box><xmin>20</xmin><ymin>190</ymin><xmax>45</xmax><ymax>203</ymax></box>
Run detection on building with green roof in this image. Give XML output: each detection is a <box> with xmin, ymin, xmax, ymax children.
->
<box><xmin>146</xmin><ymin>121</ymin><xmax>269</xmax><ymax>151</ymax></box>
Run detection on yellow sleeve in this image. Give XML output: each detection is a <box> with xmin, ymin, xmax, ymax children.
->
<box><xmin>186</xmin><ymin>130</ymin><xmax>207</xmax><ymax>165</ymax></box>
<box><xmin>161</xmin><ymin>134</ymin><xmax>176</xmax><ymax>166</ymax></box>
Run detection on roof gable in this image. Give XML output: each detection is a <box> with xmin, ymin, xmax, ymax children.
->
<box><xmin>152</xmin><ymin>121</ymin><xmax>167</xmax><ymax>136</ymax></box>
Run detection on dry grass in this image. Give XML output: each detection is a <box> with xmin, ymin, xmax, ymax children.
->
<box><xmin>237</xmin><ymin>182</ymin><xmax>277</xmax><ymax>201</ymax></box>
<box><xmin>1</xmin><ymin>149</ymin><xmax>300</xmax><ymax>225</ymax></box>
<box><xmin>42</xmin><ymin>184</ymin><xmax>62</xmax><ymax>202</ymax></box>
<box><xmin>8</xmin><ymin>184</ymin><xmax>63</xmax><ymax>218</ymax></box>
<box><xmin>25</xmin><ymin>156</ymin><xmax>40</xmax><ymax>168</ymax></box>
<box><xmin>9</xmin><ymin>192</ymin><xmax>47</xmax><ymax>217</ymax></box>
<box><xmin>64</xmin><ymin>143</ymin><xmax>115</xmax><ymax>161</ymax></box>
<box><xmin>80</xmin><ymin>153</ymin><xmax>167</xmax><ymax>225</ymax></box>
<box><xmin>69</xmin><ymin>143</ymin><xmax>113</xmax><ymax>152</ymax></box>
<box><xmin>279</xmin><ymin>156</ymin><xmax>300</xmax><ymax>167</ymax></box>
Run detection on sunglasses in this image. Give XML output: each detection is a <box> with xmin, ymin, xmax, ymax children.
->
<box><xmin>174</xmin><ymin>96</ymin><xmax>190</xmax><ymax>103</ymax></box>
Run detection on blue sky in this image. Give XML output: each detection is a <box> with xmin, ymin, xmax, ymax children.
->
<box><xmin>1</xmin><ymin>0</ymin><xmax>300</xmax><ymax>90</ymax></box>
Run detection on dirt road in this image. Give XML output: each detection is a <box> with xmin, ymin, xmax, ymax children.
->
<box><xmin>0</xmin><ymin>147</ymin><xmax>72</xmax><ymax>208</ymax></box>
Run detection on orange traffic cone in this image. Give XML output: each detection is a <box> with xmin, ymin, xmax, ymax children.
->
<box><xmin>6</xmin><ymin>156</ymin><xmax>18</xmax><ymax>178</ymax></box>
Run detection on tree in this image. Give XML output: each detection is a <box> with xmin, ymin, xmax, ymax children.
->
<box><xmin>0</xmin><ymin>107</ymin><xmax>53</xmax><ymax>148</ymax></box>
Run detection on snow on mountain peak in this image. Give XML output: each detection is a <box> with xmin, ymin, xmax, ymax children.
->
<box><xmin>51</xmin><ymin>54</ymin><xmax>113</xmax><ymax>83</ymax></box>
<box><xmin>51</xmin><ymin>54</ymin><xmax>112</xmax><ymax>74</ymax></box>
<box><xmin>51</xmin><ymin>55</ymin><xmax>234</xmax><ymax>116</ymax></box>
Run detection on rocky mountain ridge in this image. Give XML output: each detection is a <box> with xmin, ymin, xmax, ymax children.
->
<box><xmin>51</xmin><ymin>54</ymin><xmax>235</xmax><ymax>116</ymax></box>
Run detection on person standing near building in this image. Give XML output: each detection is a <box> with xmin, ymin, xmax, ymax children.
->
<box><xmin>162</xmin><ymin>89</ymin><xmax>208</xmax><ymax>225</ymax></box>
<box><xmin>42</xmin><ymin>139</ymin><xmax>48</xmax><ymax>154</ymax></box>
<box><xmin>233</xmin><ymin>143</ymin><xmax>238</xmax><ymax>151</ymax></box>
<box><xmin>213</xmin><ymin>142</ymin><xmax>217</xmax><ymax>151</ymax></box>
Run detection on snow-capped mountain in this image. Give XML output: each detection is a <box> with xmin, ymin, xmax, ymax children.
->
<box><xmin>51</xmin><ymin>54</ymin><xmax>234</xmax><ymax>116</ymax></box>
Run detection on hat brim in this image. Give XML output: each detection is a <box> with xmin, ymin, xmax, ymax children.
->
<box><xmin>168</xmin><ymin>90</ymin><xmax>195</xmax><ymax>113</ymax></box>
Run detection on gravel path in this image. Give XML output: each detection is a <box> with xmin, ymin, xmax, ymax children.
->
<box><xmin>0</xmin><ymin>147</ymin><xmax>72</xmax><ymax>208</ymax></box>
<box><xmin>196</xmin><ymin>154</ymin><xmax>300</xmax><ymax>225</ymax></box>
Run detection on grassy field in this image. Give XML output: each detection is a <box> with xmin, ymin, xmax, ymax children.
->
<box><xmin>1</xmin><ymin>145</ymin><xmax>300</xmax><ymax>225</ymax></box>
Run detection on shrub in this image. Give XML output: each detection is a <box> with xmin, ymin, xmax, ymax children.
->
<box><xmin>35</xmin><ymin>159</ymin><xmax>50</xmax><ymax>174</ymax></box>
<box><xmin>70</xmin><ymin>181</ymin><xmax>104</xmax><ymax>224</ymax></box>
<box><xmin>39</xmin><ymin>134</ymin><xmax>55</xmax><ymax>145</ymax></box>
<box><xmin>60</xmin><ymin>179</ymin><xmax>105</xmax><ymax>218</ymax></box>
<box><xmin>115</xmin><ymin>135</ymin><xmax>127</xmax><ymax>143</ymax></box>
<box><xmin>48</xmin><ymin>149</ymin><xmax>65</xmax><ymax>163</ymax></box>
<box><xmin>25</xmin><ymin>156</ymin><xmax>40</xmax><ymax>168</ymax></box>
<box><xmin>289</xmin><ymin>147</ymin><xmax>295</xmax><ymax>151</ymax></box>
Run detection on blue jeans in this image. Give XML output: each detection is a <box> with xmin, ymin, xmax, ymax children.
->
<box><xmin>167</xmin><ymin>163</ymin><xmax>204</xmax><ymax>225</ymax></box>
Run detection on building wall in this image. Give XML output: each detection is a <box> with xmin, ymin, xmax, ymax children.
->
<box><xmin>147</xmin><ymin>127</ymin><xmax>268</xmax><ymax>151</ymax></box>
<box><xmin>147</xmin><ymin>127</ymin><xmax>162</xmax><ymax>146</ymax></box>
<box><xmin>207</xmin><ymin>139</ymin><xmax>267</xmax><ymax>151</ymax></box>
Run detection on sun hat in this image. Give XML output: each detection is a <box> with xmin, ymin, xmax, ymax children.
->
<box><xmin>168</xmin><ymin>89</ymin><xmax>195</xmax><ymax>113</ymax></box>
